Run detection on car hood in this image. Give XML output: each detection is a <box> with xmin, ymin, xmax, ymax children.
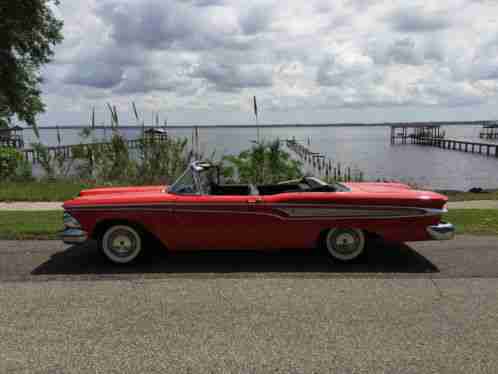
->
<box><xmin>343</xmin><ymin>182</ymin><xmax>414</xmax><ymax>193</ymax></box>
<box><xmin>78</xmin><ymin>185</ymin><xmax>167</xmax><ymax>197</ymax></box>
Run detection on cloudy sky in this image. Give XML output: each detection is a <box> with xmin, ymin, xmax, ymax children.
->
<box><xmin>39</xmin><ymin>0</ymin><xmax>498</xmax><ymax>126</ymax></box>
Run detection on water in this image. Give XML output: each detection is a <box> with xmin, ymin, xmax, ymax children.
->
<box><xmin>22</xmin><ymin>125</ymin><xmax>498</xmax><ymax>191</ymax></box>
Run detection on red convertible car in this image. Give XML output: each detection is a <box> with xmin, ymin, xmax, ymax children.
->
<box><xmin>60</xmin><ymin>161</ymin><xmax>454</xmax><ymax>264</ymax></box>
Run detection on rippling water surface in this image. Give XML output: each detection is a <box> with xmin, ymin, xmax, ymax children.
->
<box><xmin>23</xmin><ymin>125</ymin><xmax>498</xmax><ymax>190</ymax></box>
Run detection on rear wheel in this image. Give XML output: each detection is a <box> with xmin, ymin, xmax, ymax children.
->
<box><xmin>100</xmin><ymin>225</ymin><xmax>143</xmax><ymax>264</ymax></box>
<box><xmin>324</xmin><ymin>228</ymin><xmax>366</xmax><ymax>262</ymax></box>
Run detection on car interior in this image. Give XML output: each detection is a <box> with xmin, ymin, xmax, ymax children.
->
<box><xmin>171</xmin><ymin>162</ymin><xmax>350</xmax><ymax>196</ymax></box>
<box><xmin>209</xmin><ymin>177</ymin><xmax>343</xmax><ymax>196</ymax></box>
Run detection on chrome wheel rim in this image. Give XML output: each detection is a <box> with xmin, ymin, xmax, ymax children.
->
<box><xmin>326</xmin><ymin>228</ymin><xmax>365</xmax><ymax>261</ymax></box>
<box><xmin>109</xmin><ymin>230</ymin><xmax>136</xmax><ymax>257</ymax></box>
<box><xmin>102</xmin><ymin>225</ymin><xmax>142</xmax><ymax>264</ymax></box>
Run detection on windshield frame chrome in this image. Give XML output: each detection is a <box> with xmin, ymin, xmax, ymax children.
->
<box><xmin>169</xmin><ymin>161</ymin><xmax>213</xmax><ymax>195</ymax></box>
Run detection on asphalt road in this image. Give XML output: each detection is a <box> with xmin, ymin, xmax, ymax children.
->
<box><xmin>1</xmin><ymin>237</ymin><xmax>497</xmax><ymax>373</ymax></box>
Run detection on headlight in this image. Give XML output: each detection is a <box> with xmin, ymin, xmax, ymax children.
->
<box><xmin>63</xmin><ymin>212</ymin><xmax>81</xmax><ymax>228</ymax></box>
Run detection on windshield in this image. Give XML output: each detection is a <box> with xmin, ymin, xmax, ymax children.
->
<box><xmin>169</xmin><ymin>165</ymin><xmax>215</xmax><ymax>195</ymax></box>
<box><xmin>169</xmin><ymin>169</ymin><xmax>200</xmax><ymax>195</ymax></box>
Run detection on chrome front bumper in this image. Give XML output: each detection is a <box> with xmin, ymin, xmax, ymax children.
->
<box><xmin>58</xmin><ymin>228</ymin><xmax>88</xmax><ymax>244</ymax></box>
<box><xmin>427</xmin><ymin>222</ymin><xmax>455</xmax><ymax>240</ymax></box>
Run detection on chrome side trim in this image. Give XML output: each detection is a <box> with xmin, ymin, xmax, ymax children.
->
<box><xmin>275</xmin><ymin>207</ymin><xmax>426</xmax><ymax>218</ymax></box>
<box><xmin>171</xmin><ymin>208</ymin><xmax>434</xmax><ymax>221</ymax></box>
<box><xmin>66</xmin><ymin>202</ymin><xmax>448</xmax><ymax>216</ymax></box>
<box><xmin>427</xmin><ymin>222</ymin><xmax>455</xmax><ymax>240</ymax></box>
<box><xmin>59</xmin><ymin>228</ymin><xmax>88</xmax><ymax>244</ymax></box>
<box><xmin>66</xmin><ymin>203</ymin><xmax>446</xmax><ymax>221</ymax></box>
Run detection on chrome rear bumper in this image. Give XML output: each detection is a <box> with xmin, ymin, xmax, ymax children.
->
<box><xmin>427</xmin><ymin>222</ymin><xmax>455</xmax><ymax>240</ymax></box>
<box><xmin>58</xmin><ymin>228</ymin><xmax>88</xmax><ymax>244</ymax></box>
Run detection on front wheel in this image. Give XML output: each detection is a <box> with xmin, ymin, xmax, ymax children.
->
<box><xmin>100</xmin><ymin>225</ymin><xmax>143</xmax><ymax>264</ymax></box>
<box><xmin>324</xmin><ymin>228</ymin><xmax>366</xmax><ymax>262</ymax></box>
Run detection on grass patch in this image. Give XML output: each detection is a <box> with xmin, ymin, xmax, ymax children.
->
<box><xmin>0</xmin><ymin>210</ymin><xmax>62</xmax><ymax>240</ymax></box>
<box><xmin>0</xmin><ymin>209</ymin><xmax>496</xmax><ymax>240</ymax></box>
<box><xmin>0</xmin><ymin>181</ymin><xmax>96</xmax><ymax>202</ymax></box>
<box><xmin>439</xmin><ymin>190</ymin><xmax>498</xmax><ymax>202</ymax></box>
<box><xmin>443</xmin><ymin>209</ymin><xmax>498</xmax><ymax>236</ymax></box>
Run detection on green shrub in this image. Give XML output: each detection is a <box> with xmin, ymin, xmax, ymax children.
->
<box><xmin>222</xmin><ymin>140</ymin><xmax>302</xmax><ymax>184</ymax></box>
<box><xmin>0</xmin><ymin>148</ymin><xmax>32</xmax><ymax>181</ymax></box>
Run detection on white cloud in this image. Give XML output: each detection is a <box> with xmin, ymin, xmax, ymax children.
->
<box><xmin>38</xmin><ymin>0</ymin><xmax>498</xmax><ymax>125</ymax></box>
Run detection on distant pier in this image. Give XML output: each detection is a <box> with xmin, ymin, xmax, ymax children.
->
<box><xmin>479</xmin><ymin>123</ymin><xmax>498</xmax><ymax>140</ymax></box>
<box><xmin>391</xmin><ymin>125</ymin><xmax>498</xmax><ymax>158</ymax></box>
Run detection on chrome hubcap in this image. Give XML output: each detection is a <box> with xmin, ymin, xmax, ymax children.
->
<box><xmin>108</xmin><ymin>230</ymin><xmax>136</xmax><ymax>257</ymax></box>
<box><xmin>334</xmin><ymin>232</ymin><xmax>358</xmax><ymax>255</ymax></box>
<box><xmin>326</xmin><ymin>228</ymin><xmax>365</xmax><ymax>261</ymax></box>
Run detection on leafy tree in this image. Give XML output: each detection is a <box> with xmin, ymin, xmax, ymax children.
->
<box><xmin>0</xmin><ymin>0</ymin><xmax>63</xmax><ymax>133</ymax></box>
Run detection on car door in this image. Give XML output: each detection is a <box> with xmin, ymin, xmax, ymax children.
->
<box><xmin>171</xmin><ymin>194</ymin><xmax>257</xmax><ymax>250</ymax></box>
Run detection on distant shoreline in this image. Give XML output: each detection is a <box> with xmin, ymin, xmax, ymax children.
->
<box><xmin>29</xmin><ymin>120</ymin><xmax>496</xmax><ymax>130</ymax></box>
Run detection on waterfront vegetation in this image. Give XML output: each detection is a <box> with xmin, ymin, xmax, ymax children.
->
<box><xmin>0</xmin><ymin>147</ymin><xmax>32</xmax><ymax>181</ymax></box>
<box><xmin>222</xmin><ymin>140</ymin><xmax>302</xmax><ymax>184</ymax></box>
<box><xmin>0</xmin><ymin>117</ymin><xmax>496</xmax><ymax>203</ymax></box>
<box><xmin>1</xmin><ymin>209</ymin><xmax>497</xmax><ymax>240</ymax></box>
<box><xmin>0</xmin><ymin>127</ymin><xmax>310</xmax><ymax>201</ymax></box>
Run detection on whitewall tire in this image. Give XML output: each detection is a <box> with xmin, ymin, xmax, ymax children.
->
<box><xmin>325</xmin><ymin>228</ymin><xmax>365</xmax><ymax>262</ymax></box>
<box><xmin>100</xmin><ymin>225</ymin><xmax>143</xmax><ymax>264</ymax></box>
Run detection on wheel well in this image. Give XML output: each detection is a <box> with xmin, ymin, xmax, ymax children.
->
<box><xmin>92</xmin><ymin>219</ymin><xmax>161</xmax><ymax>246</ymax></box>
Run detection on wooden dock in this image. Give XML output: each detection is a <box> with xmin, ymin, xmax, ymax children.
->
<box><xmin>20</xmin><ymin>134</ymin><xmax>169</xmax><ymax>164</ymax></box>
<box><xmin>479</xmin><ymin>124</ymin><xmax>498</xmax><ymax>140</ymax></box>
<box><xmin>390</xmin><ymin>125</ymin><xmax>498</xmax><ymax>158</ymax></box>
<box><xmin>285</xmin><ymin>139</ymin><xmax>358</xmax><ymax>181</ymax></box>
<box><xmin>390</xmin><ymin>124</ymin><xmax>445</xmax><ymax>144</ymax></box>
<box><xmin>412</xmin><ymin>137</ymin><xmax>498</xmax><ymax>157</ymax></box>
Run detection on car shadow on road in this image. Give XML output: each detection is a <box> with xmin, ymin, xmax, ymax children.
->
<box><xmin>31</xmin><ymin>239</ymin><xmax>439</xmax><ymax>277</ymax></box>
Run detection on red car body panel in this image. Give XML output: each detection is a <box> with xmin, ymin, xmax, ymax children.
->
<box><xmin>63</xmin><ymin>180</ymin><xmax>449</xmax><ymax>251</ymax></box>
